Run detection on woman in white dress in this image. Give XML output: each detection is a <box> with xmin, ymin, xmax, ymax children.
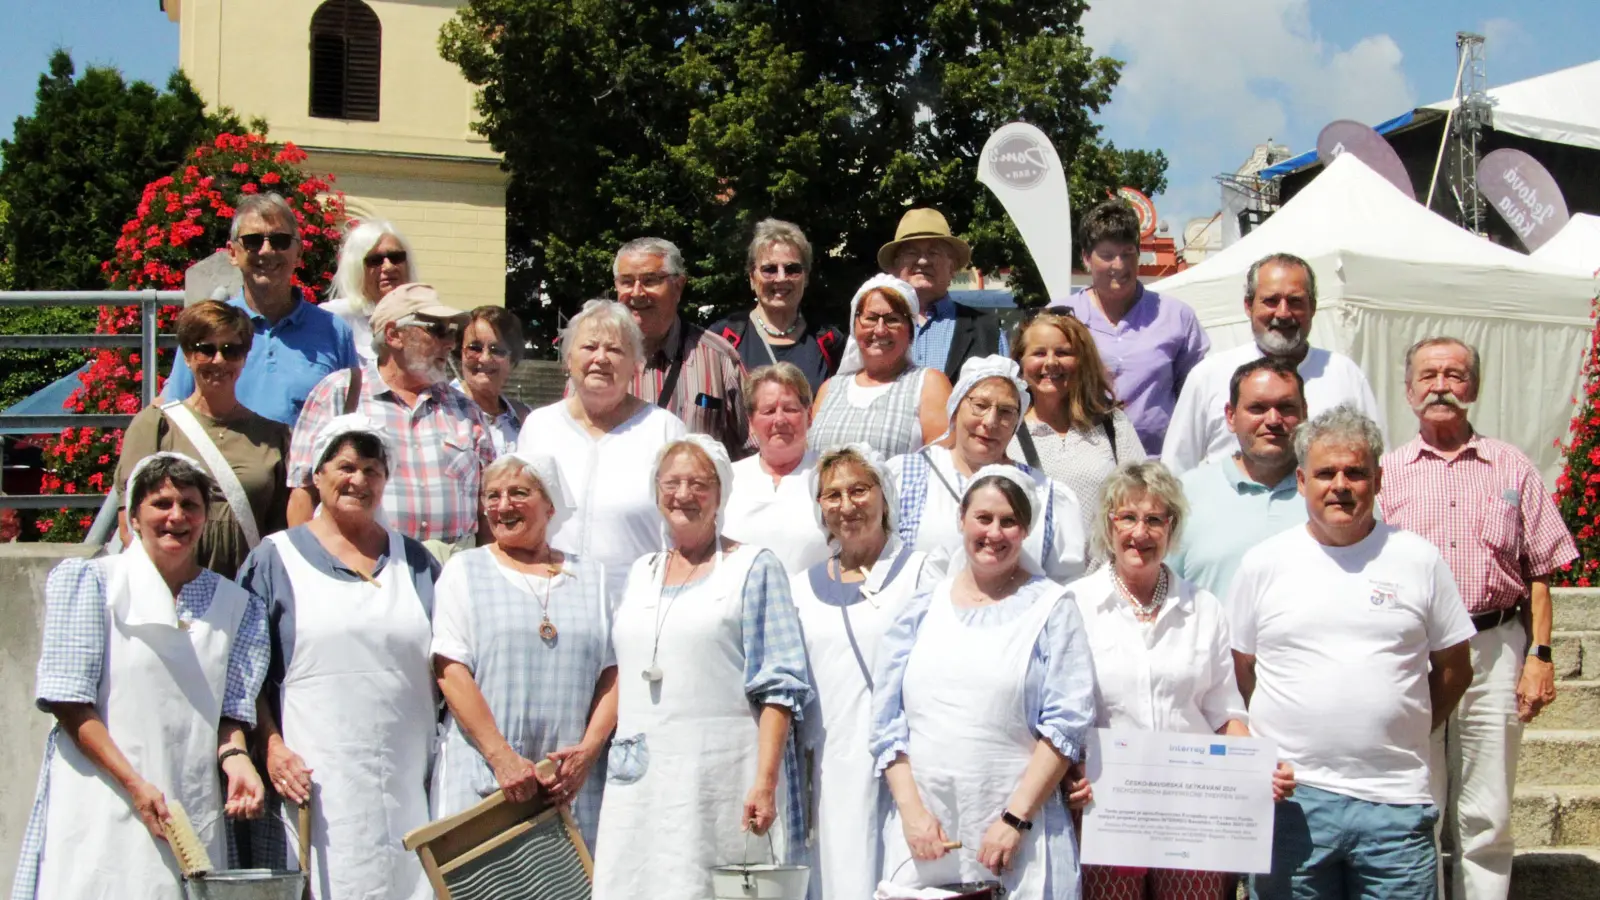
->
<box><xmin>14</xmin><ymin>454</ymin><xmax>270</xmax><ymax>900</ymax></box>
<box><xmin>723</xmin><ymin>362</ymin><xmax>830</xmax><ymax>573</ymax></box>
<box><xmin>324</xmin><ymin>220</ymin><xmax>418</xmax><ymax>362</ymax></box>
<box><xmin>1065</xmin><ymin>461</ymin><xmax>1294</xmax><ymax>900</ymax></box>
<box><xmin>871</xmin><ymin>468</ymin><xmax>1095</xmax><ymax>899</ymax></box>
<box><xmin>592</xmin><ymin>435</ymin><xmax>811</xmax><ymax>900</ymax></box>
<box><xmin>791</xmin><ymin>444</ymin><xmax>940</xmax><ymax>900</ymax></box>
<box><xmin>890</xmin><ymin>354</ymin><xmax>1088</xmax><ymax>580</ymax></box>
<box><xmin>431</xmin><ymin>452</ymin><xmax>617</xmax><ymax>850</ymax></box>
<box><xmin>239</xmin><ymin>416</ymin><xmax>439</xmax><ymax>900</ymax></box>
<box><xmin>517</xmin><ymin>299</ymin><xmax>686</xmax><ymax>598</ymax></box>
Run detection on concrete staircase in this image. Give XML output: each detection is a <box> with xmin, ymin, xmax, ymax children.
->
<box><xmin>1510</xmin><ymin>588</ymin><xmax>1600</xmax><ymax>898</ymax></box>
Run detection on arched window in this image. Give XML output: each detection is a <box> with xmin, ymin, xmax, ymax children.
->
<box><xmin>309</xmin><ymin>0</ymin><xmax>381</xmax><ymax>121</ymax></box>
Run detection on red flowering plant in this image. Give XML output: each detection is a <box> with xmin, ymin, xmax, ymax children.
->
<box><xmin>1554</xmin><ymin>293</ymin><xmax>1600</xmax><ymax>586</ymax></box>
<box><xmin>32</xmin><ymin>132</ymin><xmax>345</xmax><ymax>540</ymax></box>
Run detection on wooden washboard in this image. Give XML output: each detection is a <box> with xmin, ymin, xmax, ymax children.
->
<box><xmin>403</xmin><ymin>788</ymin><xmax>593</xmax><ymax>900</ymax></box>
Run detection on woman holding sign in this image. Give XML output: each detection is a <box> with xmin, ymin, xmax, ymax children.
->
<box><xmin>1064</xmin><ymin>461</ymin><xmax>1294</xmax><ymax>899</ymax></box>
<box><xmin>870</xmin><ymin>468</ymin><xmax>1094</xmax><ymax>899</ymax></box>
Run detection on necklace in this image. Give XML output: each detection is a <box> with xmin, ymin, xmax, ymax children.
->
<box><xmin>643</xmin><ymin>549</ymin><xmax>711</xmax><ymax>682</ymax></box>
<box><xmin>508</xmin><ymin>547</ymin><xmax>562</xmax><ymax>640</ymax></box>
<box><xmin>1112</xmin><ymin>564</ymin><xmax>1169</xmax><ymax>621</ymax></box>
<box><xmin>753</xmin><ymin>308</ymin><xmax>802</xmax><ymax>338</ymax></box>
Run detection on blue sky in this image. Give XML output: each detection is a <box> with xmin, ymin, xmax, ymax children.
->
<box><xmin>3</xmin><ymin>1</ymin><xmax>1597</xmax><ymax>246</ymax></box>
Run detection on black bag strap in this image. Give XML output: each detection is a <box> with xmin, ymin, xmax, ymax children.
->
<box><xmin>656</xmin><ymin>324</ymin><xmax>691</xmax><ymax>411</ymax></box>
<box><xmin>1102</xmin><ymin>416</ymin><xmax>1118</xmax><ymax>464</ymax></box>
<box><xmin>920</xmin><ymin>447</ymin><xmax>962</xmax><ymax>502</ymax></box>
<box><xmin>840</xmin><ymin>604</ymin><xmax>873</xmax><ymax>689</ymax></box>
<box><xmin>1015</xmin><ymin>422</ymin><xmax>1041</xmax><ymax>467</ymax></box>
<box><xmin>343</xmin><ymin>364</ymin><xmax>363</xmax><ymax>415</ymax></box>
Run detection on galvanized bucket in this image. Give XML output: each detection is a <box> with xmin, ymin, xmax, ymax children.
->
<box><xmin>182</xmin><ymin>869</ymin><xmax>307</xmax><ymax>900</ymax></box>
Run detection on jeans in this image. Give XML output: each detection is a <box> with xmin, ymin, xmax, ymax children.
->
<box><xmin>1253</xmin><ymin>785</ymin><xmax>1439</xmax><ymax>900</ymax></box>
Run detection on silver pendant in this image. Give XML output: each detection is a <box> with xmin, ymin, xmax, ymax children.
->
<box><xmin>642</xmin><ymin>665</ymin><xmax>664</xmax><ymax>683</ymax></box>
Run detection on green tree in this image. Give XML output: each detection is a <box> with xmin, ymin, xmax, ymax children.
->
<box><xmin>0</xmin><ymin>50</ymin><xmax>238</xmax><ymax>409</ymax></box>
<box><xmin>441</xmin><ymin>0</ymin><xmax>1167</xmax><ymax>340</ymax></box>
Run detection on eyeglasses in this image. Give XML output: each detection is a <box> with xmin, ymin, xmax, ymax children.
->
<box><xmin>1109</xmin><ymin>512</ymin><xmax>1172</xmax><ymax>533</ymax></box>
<box><xmin>893</xmin><ymin>245</ymin><xmax>951</xmax><ymax>265</ymax></box>
<box><xmin>464</xmin><ymin>340</ymin><xmax>511</xmax><ymax>359</ymax></box>
<box><xmin>616</xmin><ymin>273</ymin><xmax>674</xmax><ymax>290</ymax></box>
<box><xmin>819</xmin><ymin>483</ymin><xmax>876</xmax><ymax>507</ymax></box>
<box><xmin>757</xmin><ymin>263</ymin><xmax>805</xmax><ymax>279</ymax></box>
<box><xmin>963</xmin><ymin>397</ymin><xmax>1020</xmax><ymax>424</ymax></box>
<box><xmin>236</xmin><ymin>232</ymin><xmax>295</xmax><ymax>252</ymax></box>
<box><xmin>857</xmin><ymin>312</ymin><xmax>910</xmax><ymax>331</ymax></box>
<box><xmin>398</xmin><ymin>317</ymin><xmax>460</xmax><ymax>340</ymax></box>
<box><xmin>186</xmin><ymin>341</ymin><xmax>248</xmax><ymax>361</ymax></box>
<box><xmin>657</xmin><ymin>478</ymin><xmax>717</xmax><ymax>495</ymax></box>
<box><xmin>364</xmin><ymin>250</ymin><xmax>408</xmax><ymax>268</ymax></box>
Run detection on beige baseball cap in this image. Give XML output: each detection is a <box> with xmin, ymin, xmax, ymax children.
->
<box><xmin>368</xmin><ymin>283</ymin><xmax>466</xmax><ymax>334</ymax></box>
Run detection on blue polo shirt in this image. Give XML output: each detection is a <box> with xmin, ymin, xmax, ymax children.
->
<box><xmin>163</xmin><ymin>290</ymin><xmax>359</xmax><ymax>426</ymax></box>
<box><xmin>1168</xmin><ymin>456</ymin><xmax>1307</xmax><ymax>601</ymax></box>
<box><xmin>910</xmin><ymin>296</ymin><xmax>1010</xmax><ymax>372</ymax></box>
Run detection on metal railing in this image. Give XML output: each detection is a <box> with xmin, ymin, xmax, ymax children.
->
<box><xmin>0</xmin><ymin>291</ymin><xmax>181</xmax><ymax>542</ymax></box>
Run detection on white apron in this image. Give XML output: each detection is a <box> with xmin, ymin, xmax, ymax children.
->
<box><xmin>592</xmin><ymin>546</ymin><xmax>787</xmax><ymax>900</ymax></box>
<box><xmin>271</xmin><ymin>530</ymin><xmax>435</xmax><ymax>900</ymax></box>
<box><xmin>794</xmin><ymin>544</ymin><xmax>927</xmax><ymax>900</ymax></box>
<box><xmin>881</xmin><ymin>586</ymin><xmax>1059</xmax><ymax>900</ymax></box>
<box><xmin>36</xmin><ymin>549</ymin><xmax>248</xmax><ymax>900</ymax></box>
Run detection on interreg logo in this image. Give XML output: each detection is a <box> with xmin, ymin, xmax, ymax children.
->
<box><xmin>988</xmin><ymin>133</ymin><xmax>1051</xmax><ymax>190</ymax></box>
<box><xmin>1169</xmin><ymin>743</ymin><xmax>1207</xmax><ymax>755</ymax></box>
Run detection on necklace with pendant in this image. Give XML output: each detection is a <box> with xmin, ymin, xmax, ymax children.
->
<box><xmin>1112</xmin><ymin>564</ymin><xmax>1169</xmax><ymax>621</ymax></box>
<box><xmin>753</xmin><ymin>308</ymin><xmax>802</xmax><ymax>338</ymax></box>
<box><xmin>511</xmin><ymin>547</ymin><xmax>562</xmax><ymax>641</ymax></box>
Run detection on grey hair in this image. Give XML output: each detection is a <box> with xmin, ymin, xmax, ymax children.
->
<box><xmin>1092</xmin><ymin>460</ymin><xmax>1188</xmax><ymax>561</ymax></box>
<box><xmin>230</xmin><ymin>192</ymin><xmax>301</xmax><ymax>241</ymax></box>
<box><xmin>614</xmin><ymin>237</ymin><xmax>685</xmax><ymax>277</ymax></box>
<box><xmin>561</xmin><ymin>298</ymin><xmax>645</xmax><ymax>370</ymax></box>
<box><xmin>1293</xmin><ymin>404</ymin><xmax>1384</xmax><ymax>467</ymax></box>
<box><xmin>746</xmin><ymin>218</ymin><xmax>813</xmax><ymax>273</ymax></box>
<box><xmin>481</xmin><ymin>455</ymin><xmax>555</xmax><ymax>504</ymax></box>
<box><xmin>1404</xmin><ymin>336</ymin><xmax>1481</xmax><ymax>392</ymax></box>
<box><xmin>1244</xmin><ymin>252</ymin><xmax>1316</xmax><ymax>310</ymax></box>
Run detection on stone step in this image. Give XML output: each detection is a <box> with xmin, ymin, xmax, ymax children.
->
<box><xmin>1513</xmin><ymin>786</ymin><xmax>1600</xmax><ymax>848</ymax></box>
<box><xmin>1524</xmin><ymin>681</ymin><xmax>1600</xmax><ymax>730</ymax></box>
<box><xmin>1555</xmin><ymin>590</ymin><xmax>1600</xmax><ymax>634</ymax></box>
<box><xmin>1512</xmin><ymin>847</ymin><xmax>1600</xmax><ymax>900</ymax></box>
<box><xmin>1519</xmin><ymin>731</ymin><xmax>1600</xmax><ymax>786</ymax></box>
<box><xmin>1552</xmin><ymin>631</ymin><xmax>1596</xmax><ymax>681</ymax></box>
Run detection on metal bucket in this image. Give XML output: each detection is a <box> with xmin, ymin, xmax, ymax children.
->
<box><xmin>711</xmin><ymin>828</ymin><xmax>809</xmax><ymax>899</ymax></box>
<box><xmin>182</xmin><ymin>869</ymin><xmax>307</xmax><ymax>900</ymax></box>
<box><xmin>935</xmin><ymin>882</ymin><xmax>1005</xmax><ymax>900</ymax></box>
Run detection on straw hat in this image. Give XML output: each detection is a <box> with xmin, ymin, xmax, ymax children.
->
<box><xmin>876</xmin><ymin>208</ymin><xmax>973</xmax><ymax>272</ymax></box>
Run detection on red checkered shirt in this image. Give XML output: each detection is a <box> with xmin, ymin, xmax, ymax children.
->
<box><xmin>288</xmin><ymin>364</ymin><xmax>495</xmax><ymax>543</ymax></box>
<box><xmin>1379</xmin><ymin>434</ymin><xmax>1576</xmax><ymax>614</ymax></box>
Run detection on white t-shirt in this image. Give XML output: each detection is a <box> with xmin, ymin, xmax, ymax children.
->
<box><xmin>1160</xmin><ymin>342</ymin><xmax>1384</xmax><ymax>476</ymax></box>
<box><xmin>516</xmin><ymin>400</ymin><xmax>686</xmax><ymax>599</ymax></box>
<box><xmin>1227</xmin><ymin>523</ymin><xmax>1475</xmax><ymax>805</ymax></box>
<box><xmin>323</xmin><ymin>295</ymin><xmax>377</xmax><ymax>363</ymax></box>
<box><xmin>722</xmin><ymin>451</ymin><xmax>832</xmax><ymax>575</ymax></box>
<box><xmin>1068</xmin><ymin>567</ymin><xmax>1246</xmax><ymax>735</ymax></box>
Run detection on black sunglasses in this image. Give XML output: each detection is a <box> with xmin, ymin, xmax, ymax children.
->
<box><xmin>405</xmin><ymin>318</ymin><xmax>460</xmax><ymax>340</ymax></box>
<box><xmin>463</xmin><ymin>340</ymin><xmax>511</xmax><ymax>359</ymax></box>
<box><xmin>364</xmin><ymin>250</ymin><xmax>408</xmax><ymax>268</ymax></box>
<box><xmin>187</xmin><ymin>341</ymin><xmax>248</xmax><ymax>361</ymax></box>
<box><xmin>758</xmin><ymin>262</ymin><xmax>805</xmax><ymax>278</ymax></box>
<box><xmin>236</xmin><ymin>232</ymin><xmax>295</xmax><ymax>252</ymax></box>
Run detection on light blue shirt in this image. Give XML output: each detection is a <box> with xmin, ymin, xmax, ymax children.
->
<box><xmin>1168</xmin><ymin>457</ymin><xmax>1307</xmax><ymax>600</ymax></box>
<box><xmin>163</xmin><ymin>290</ymin><xmax>359</xmax><ymax>426</ymax></box>
<box><xmin>909</xmin><ymin>296</ymin><xmax>1010</xmax><ymax>373</ymax></box>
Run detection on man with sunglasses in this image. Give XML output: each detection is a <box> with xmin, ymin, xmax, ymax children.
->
<box><xmin>286</xmin><ymin>283</ymin><xmax>494</xmax><ymax>562</ymax></box>
<box><xmin>162</xmin><ymin>192</ymin><xmax>359</xmax><ymax>425</ymax></box>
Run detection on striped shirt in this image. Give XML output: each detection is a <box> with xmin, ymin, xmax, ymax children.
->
<box><xmin>631</xmin><ymin>317</ymin><xmax>750</xmax><ymax>459</ymax></box>
<box><xmin>809</xmin><ymin>367</ymin><xmax>927</xmax><ymax>457</ymax></box>
<box><xmin>288</xmin><ymin>364</ymin><xmax>495</xmax><ymax>543</ymax></box>
<box><xmin>1379</xmin><ymin>434</ymin><xmax>1576</xmax><ymax>614</ymax></box>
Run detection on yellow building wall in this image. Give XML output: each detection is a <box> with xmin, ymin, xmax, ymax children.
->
<box><xmin>163</xmin><ymin>0</ymin><xmax>507</xmax><ymax>307</ymax></box>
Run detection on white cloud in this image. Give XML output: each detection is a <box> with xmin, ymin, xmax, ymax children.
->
<box><xmin>1081</xmin><ymin>0</ymin><xmax>1417</xmax><ymax>243</ymax></box>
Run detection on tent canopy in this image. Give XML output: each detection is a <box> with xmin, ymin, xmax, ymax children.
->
<box><xmin>1425</xmin><ymin>60</ymin><xmax>1600</xmax><ymax>153</ymax></box>
<box><xmin>0</xmin><ymin>366</ymin><xmax>87</xmax><ymax>436</ymax></box>
<box><xmin>1151</xmin><ymin>154</ymin><xmax>1599</xmax><ymax>481</ymax></box>
<box><xmin>1533</xmin><ymin>213</ymin><xmax>1600</xmax><ymax>275</ymax></box>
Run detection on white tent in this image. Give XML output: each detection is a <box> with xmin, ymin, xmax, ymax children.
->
<box><xmin>1534</xmin><ymin>213</ymin><xmax>1600</xmax><ymax>275</ymax></box>
<box><xmin>1151</xmin><ymin>154</ymin><xmax>1599</xmax><ymax>481</ymax></box>
<box><xmin>1425</xmin><ymin>60</ymin><xmax>1600</xmax><ymax>152</ymax></box>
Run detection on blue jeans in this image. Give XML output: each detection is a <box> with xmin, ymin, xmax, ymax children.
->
<box><xmin>1252</xmin><ymin>785</ymin><xmax>1439</xmax><ymax>900</ymax></box>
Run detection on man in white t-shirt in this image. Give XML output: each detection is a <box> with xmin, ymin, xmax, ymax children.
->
<box><xmin>1229</xmin><ymin>404</ymin><xmax>1474</xmax><ymax>899</ymax></box>
<box><xmin>1161</xmin><ymin>253</ymin><xmax>1384</xmax><ymax>476</ymax></box>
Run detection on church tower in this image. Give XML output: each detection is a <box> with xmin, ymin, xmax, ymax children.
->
<box><xmin>161</xmin><ymin>0</ymin><xmax>507</xmax><ymax>309</ymax></box>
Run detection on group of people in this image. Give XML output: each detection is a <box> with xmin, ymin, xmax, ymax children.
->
<box><xmin>13</xmin><ymin>189</ymin><xmax>1575</xmax><ymax>900</ymax></box>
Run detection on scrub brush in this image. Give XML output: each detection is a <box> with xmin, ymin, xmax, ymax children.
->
<box><xmin>162</xmin><ymin>798</ymin><xmax>214</xmax><ymax>877</ymax></box>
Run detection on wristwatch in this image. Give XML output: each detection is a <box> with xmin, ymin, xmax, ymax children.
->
<box><xmin>1531</xmin><ymin>644</ymin><xmax>1554</xmax><ymax>664</ymax></box>
<box><xmin>217</xmin><ymin>746</ymin><xmax>250</xmax><ymax>768</ymax></box>
<box><xmin>1000</xmin><ymin>809</ymin><xmax>1033</xmax><ymax>832</ymax></box>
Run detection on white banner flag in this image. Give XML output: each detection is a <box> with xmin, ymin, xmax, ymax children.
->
<box><xmin>977</xmin><ymin>122</ymin><xmax>1074</xmax><ymax>300</ymax></box>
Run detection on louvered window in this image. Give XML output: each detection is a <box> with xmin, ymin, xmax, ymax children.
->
<box><xmin>309</xmin><ymin>0</ymin><xmax>381</xmax><ymax>121</ymax></box>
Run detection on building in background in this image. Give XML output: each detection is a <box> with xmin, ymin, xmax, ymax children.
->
<box><xmin>160</xmin><ymin>0</ymin><xmax>507</xmax><ymax>309</ymax></box>
<box><xmin>1183</xmin><ymin>139</ymin><xmax>1292</xmax><ymax>265</ymax></box>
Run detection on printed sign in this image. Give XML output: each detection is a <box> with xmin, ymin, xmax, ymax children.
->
<box><xmin>1478</xmin><ymin>148</ymin><xmax>1570</xmax><ymax>251</ymax></box>
<box><xmin>1315</xmin><ymin>120</ymin><xmax>1416</xmax><ymax>200</ymax></box>
<box><xmin>1117</xmin><ymin>186</ymin><xmax>1158</xmax><ymax>238</ymax></box>
<box><xmin>978</xmin><ymin>122</ymin><xmax>1074</xmax><ymax>300</ymax></box>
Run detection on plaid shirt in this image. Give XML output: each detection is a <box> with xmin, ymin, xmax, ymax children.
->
<box><xmin>630</xmin><ymin>317</ymin><xmax>750</xmax><ymax>459</ymax></box>
<box><xmin>288</xmin><ymin>364</ymin><xmax>494</xmax><ymax>543</ymax></box>
<box><xmin>910</xmin><ymin>296</ymin><xmax>1010</xmax><ymax>374</ymax></box>
<box><xmin>1380</xmin><ymin>434</ymin><xmax>1577</xmax><ymax>614</ymax></box>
